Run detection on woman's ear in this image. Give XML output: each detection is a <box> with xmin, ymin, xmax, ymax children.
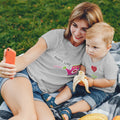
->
<box><xmin>107</xmin><ymin>44</ymin><xmax>112</xmax><ymax>50</ymax></box>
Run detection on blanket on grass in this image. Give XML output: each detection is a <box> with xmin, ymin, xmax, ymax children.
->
<box><xmin>0</xmin><ymin>42</ymin><xmax>120</xmax><ymax>120</ymax></box>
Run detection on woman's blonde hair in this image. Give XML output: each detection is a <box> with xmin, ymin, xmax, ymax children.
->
<box><xmin>64</xmin><ymin>2</ymin><xmax>103</xmax><ymax>40</ymax></box>
<box><xmin>86</xmin><ymin>22</ymin><xmax>114</xmax><ymax>46</ymax></box>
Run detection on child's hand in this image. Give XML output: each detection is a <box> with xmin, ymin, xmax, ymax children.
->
<box><xmin>73</xmin><ymin>70</ymin><xmax>91</xmax><ymax>93</ymax></box>
<box><xmin>78</xmin><ymin>77</ymin><xmax>94</xmax><ymax>87</ymax></box>
<box><xmin>86</xmin><ymin>77</ymin><xmax>94</xmax><ymax>87</ymax></box>
<box><xmin>78</xmin><ymin>81</ymin><xmax>85</xmax><ymax>86</ymax></box>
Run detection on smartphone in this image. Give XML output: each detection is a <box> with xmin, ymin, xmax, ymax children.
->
<box><xmin>5</xmin><ymin>48</ymin><xmax>16</xmax><ymax>64</ymax></box>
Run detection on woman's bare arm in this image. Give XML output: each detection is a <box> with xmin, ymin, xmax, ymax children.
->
<box><xmin>0</xmin><ymin>37</ymin><xmax>47</xmax><ymax>77</ymax></box>
<box><xmin>15</xmin><ymin>37</ymin><xmax>47</xmax><ymax>72</ymax></box>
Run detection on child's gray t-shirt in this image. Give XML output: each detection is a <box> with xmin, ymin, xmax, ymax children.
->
<box><xmin>82</xmin><ymin>52</ymin><xmax>118</xmax><ymax>93</ymax></box>
<box><xmin>27</xmin><ymin>29</ymin><xmax>86</xmax><ymax>93</ymax></box>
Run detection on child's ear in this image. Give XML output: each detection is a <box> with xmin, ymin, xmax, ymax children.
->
<box><xmin>107</xmin><ymin>44</ymin><xmax>112</xmax><ymax>50</ymax></box>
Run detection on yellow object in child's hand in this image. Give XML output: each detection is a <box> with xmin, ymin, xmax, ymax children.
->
<box><xmin>112</xmin><ymin>115</ymin><xmax>120</xmax><ymax>120</ymax></box>
<box><xmin>73</xmin><ymin>70</ymin><xmax>90</xmax><ymax>93</ymax></box>
<box><xmin>78</xmin><ymin>113</ymin><xmax>108</xmax><ymax>120</ymax></box>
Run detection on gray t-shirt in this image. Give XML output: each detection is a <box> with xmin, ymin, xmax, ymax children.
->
<box><xmin>27</xmin><ymin>29</ymin><xmax>86</xmax><ymax>93</ymax></box>
<box><xmin>82</xmin><ymin>52</ymin><xmax>118</xmax><ymax>93</ymax></box>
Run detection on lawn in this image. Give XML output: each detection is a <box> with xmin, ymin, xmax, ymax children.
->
<box><xmin>0</xmin><ymin>0</ymin><xmax>120</xmax><ymax>104</ymax></box>
<box><xmin>0</xmin><ymin>0</ymin><xmax>120</xmax><ymax>59</ymax></box>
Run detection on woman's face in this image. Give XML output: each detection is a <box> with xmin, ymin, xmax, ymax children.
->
<box><xmin>70</xmin><ymin>19</ymin><xmax>89</xmax><ymax>47</ymax></box>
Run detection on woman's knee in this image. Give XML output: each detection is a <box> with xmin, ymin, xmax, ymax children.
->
<box><xmin>1</xmin><ymin>77</ymin><xmax>31</xmax><ymax>96</ymax></box>
<box><xmin>1</xmin><ymin>77</ymin><xmax>35</xmax><ymax>116</ymax></box>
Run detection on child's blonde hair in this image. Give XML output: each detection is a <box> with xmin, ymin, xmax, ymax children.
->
<box><xmin>86</xmin><ymin>22</ymin><xmax>114</xmax><ymax>46</ymax></box>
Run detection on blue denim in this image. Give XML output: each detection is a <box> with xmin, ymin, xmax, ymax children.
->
<box><xmin>67</xmin><ymin>81</ymin><xmax>112</xmax><ymax>110</ymax></box>
<box><xmin>0</xmin><ymin>68</ymin><xmax>45</xmax><ymax>114</ymax></box>
<box><xmin>0</xmin><ymin>68</ymin><xmax>44</xmax><ymax>102</ymax></box>
<box><xmin>0</xmin><ymin>110</ymin><xmax>13</xmax><ymax>120</ymax></box>
<box><xmin>0</xmin><ymin>101</ymin><xmax>13</xmax><ymax>118</ymax></box>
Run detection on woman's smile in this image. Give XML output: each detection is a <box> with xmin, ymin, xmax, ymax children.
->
<box><xmin>70</xmin><ymin>19</ymin><xmax>88</xmax><ymax>46</ymax></box>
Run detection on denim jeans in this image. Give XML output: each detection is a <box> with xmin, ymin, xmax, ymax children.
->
<box><xmin>67</xmin><ymin>81</ymin><xmax>112</xmax><ymax>110</ymax></box>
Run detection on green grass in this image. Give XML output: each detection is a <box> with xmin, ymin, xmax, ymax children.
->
<box><xmin>0</xmin><ymin>0</ymin><xmax>120</xmax><ymax>59</ymax></box>
<box><xmin>0</xmin><ymin>0</ymin><xmax>120</xmax><ymax>104</ymax></box>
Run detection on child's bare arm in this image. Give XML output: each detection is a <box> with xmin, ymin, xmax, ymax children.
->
<box><xmin>80</xmin><ymin>65</ymin><xmax>116</xmax><ymax>88</ymax></box>
<box><xmin>87</xmin><ymin>77</ymin><xmax>116</xmax><ymax>88</ymax></box>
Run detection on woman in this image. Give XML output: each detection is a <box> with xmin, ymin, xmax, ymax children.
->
<box><xmin>0</xmin><ymin>2</ymin><xmax>103</xmax><ymax>120</ymax></box>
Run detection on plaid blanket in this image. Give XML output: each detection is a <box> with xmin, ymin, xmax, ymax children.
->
<box><xmin>0</xmin><ymin>42</ymin><xmax>120</xmax><ymax>120</ymax></box>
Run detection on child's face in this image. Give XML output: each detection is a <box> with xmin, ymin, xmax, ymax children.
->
<box><xmin>86</xmin><ymin>36</ymin><xmax>110</xmax><ymax>60</ymax></box>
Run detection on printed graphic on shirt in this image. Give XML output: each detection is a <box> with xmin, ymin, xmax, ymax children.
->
<box><xmin>91</xmin><ymin>74</ymin><xmax>97</xmax><ymax>79</ymax></box>
<box><xmin>54</xmin><ymin>55</ymin><xmax>81</xmax><ymax>75</ymax></box>
<box><xmin>54</xmin><ymin>65</ymin><xmax>81</xmax><ymax>75</ymax></box>
<box><xmin>63</xmin><ymin>65</ymin><xmax>81</xmax><ymax>75</ymax></box>
<box><xmin>91</xmin><ymin>66</ymin><xmax>97</xmax><ymax>72</ymax></box>
<box><xmin>91</xmin><ymin>66</ymin><xmax>97</xmax><ymax>79</ymax></box>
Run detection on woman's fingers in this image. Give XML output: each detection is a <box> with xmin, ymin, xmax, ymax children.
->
<box><xmin>0</xmin><ymin>48</ymin><xmax>16</xmax><ymax>78</ymax></box>
<box><xmin>0</xmin><ymin>69</ymin><xmax>16</xmax><ymax>78</ymax></box>
<box><xmin>0</xmin><ymin>72</ymin><xmax>15</xmax><ymax>78</ymax></box>
<box><xmin>0</xmin><ymin>62</ymin><xmax>16</xmax><ymax>78</ymax></box>
<box><xmin>0</xmin><ymin>62</ymin><xmax>15</xmax><ymax>68</ymax></box>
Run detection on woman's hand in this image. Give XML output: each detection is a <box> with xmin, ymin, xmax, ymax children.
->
<box><xmin>0</xmin><ymin>60</ymin><xmax>16</xmax><ymax>78</ymax></box>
